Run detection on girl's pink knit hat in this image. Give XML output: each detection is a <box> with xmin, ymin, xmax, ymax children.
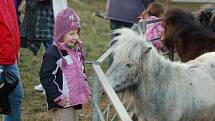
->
<box><xmin>54</xmin><ymin>8</ymin><xmax>81</xmax><ymax>43</ymax></box>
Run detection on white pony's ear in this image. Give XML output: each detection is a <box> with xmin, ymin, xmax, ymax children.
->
<box><xmin>112</xmin><ymin>28</ymin><xmax>136</xmax><ymax>43</ymax></box>
<box><xmin>143</xmin><ymin>46</ymin><xmax>152</xmax><ymax>54</ymax></box>
<box><xmin>140</xmin><ymin>45</ymin><xmax>152</xmax><ymax>61</ymax></box>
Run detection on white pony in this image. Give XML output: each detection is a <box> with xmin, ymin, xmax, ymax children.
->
<box><xmin>106</xmin><ymin>28</ymin><xmax>215</xmax><ymax>121</ymax></box>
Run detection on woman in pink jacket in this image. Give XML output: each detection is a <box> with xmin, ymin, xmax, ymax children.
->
<box><xmin>0</xmin><ymin>0</ymin><xmax>24</xmax><ymax>121</ymax></box>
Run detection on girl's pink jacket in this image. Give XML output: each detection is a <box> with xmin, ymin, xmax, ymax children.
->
<box><xmin>55</xmin><ymin>50</ymin><xmax>91</xmax><ymax>107</ymax></box>
<box><xmin>146</xmin><ymin>16</ymin><xmax>164</xmax><ymax>51</ymax></box>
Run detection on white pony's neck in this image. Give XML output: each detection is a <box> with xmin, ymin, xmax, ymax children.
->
<box><xmin>138</xmin><ymin>44</ymin><xmax>188</xmax><ymax>101</ymax></box>
<box><xmin>144</xmin><ymin>48</ymin><xmax>171</xmax><ymax>76</ymax></box>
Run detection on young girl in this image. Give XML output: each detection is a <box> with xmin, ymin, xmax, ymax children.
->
<box><xmin>39</xmin><ymin>8</ymin><xmax>91</xmax><ymax>121</ymax></box>
<box><xmin>138</xmin><ymin>2</ymin><xmax>166</xmax><ymax>52</ymax></box>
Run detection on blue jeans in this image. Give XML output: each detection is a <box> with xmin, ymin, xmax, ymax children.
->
<box><xmin>108</xmin><ymin>20</ymin><xmax>133</xmax><ymax>66</ymax></box>
<box><xmin>0</xmin><ymin>64</ymin><xmax>24</xmax><ymax>121</ymax></box>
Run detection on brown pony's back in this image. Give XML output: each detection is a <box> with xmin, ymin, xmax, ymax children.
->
<box><xmin>163</xmin><ymin>8</ymin><xmax>215</xmax><ymax>62</ymax></box>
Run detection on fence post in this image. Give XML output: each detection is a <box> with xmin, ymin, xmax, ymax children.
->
<box><xmin>92</xmin><ymin>71</ymin><xmax>100</xmax><ymax>121</ymax></box>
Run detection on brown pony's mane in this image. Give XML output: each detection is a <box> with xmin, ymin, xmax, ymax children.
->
<box><xmin>163</xmin><ymin>8</ymin><xmax>215</xmax><ymax>62</ymax></box>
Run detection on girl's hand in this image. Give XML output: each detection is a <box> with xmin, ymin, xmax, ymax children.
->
<box><xmin>57</xmin><ymin>99</ymin><xmax>67</xmax><ymax>107</ymax></box>
<box><xmin>54</xmin><ymin>95</ymin><xmax>69</xmax><ymax>107</ymax></box>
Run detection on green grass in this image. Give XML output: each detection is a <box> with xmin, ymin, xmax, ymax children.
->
<box><xmin>1</xmin><ymin>0</ymin><xmax>206</xmax><ymax>121</ymax></box>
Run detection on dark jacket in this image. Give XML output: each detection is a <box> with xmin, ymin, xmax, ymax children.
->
<box><xmin>106</xmin><ymin>0</ymin><xmax>154</xmax><ymax>23</ymax></box>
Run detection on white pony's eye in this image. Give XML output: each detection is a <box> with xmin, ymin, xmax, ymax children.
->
<box><xmin>126</xmin><ymin>63</ymin><xmax>132</xmax><ymax>68</ymax></box>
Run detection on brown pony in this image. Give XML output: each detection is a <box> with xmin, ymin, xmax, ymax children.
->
<box><xmin>163</xmin><ymin>8</ymin><xmax>215</xmax><ymax>62</ymax></box>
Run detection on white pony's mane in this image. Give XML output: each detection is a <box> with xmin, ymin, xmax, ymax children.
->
<box><xmin>112</xmin><ymin>28</ymin><xmax>155</xmax><ymax>63</ymax></box>
<box><xmin>112</xmin><ymin>28</ymin><xmax>187</xmax><ymax>71</ymax></box>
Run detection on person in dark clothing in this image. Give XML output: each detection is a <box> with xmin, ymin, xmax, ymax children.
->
<box><xmin>106</xmin><ymin>0</ymin><xmax>155</xmax><ymax>31</ymax></box>
<box><xmin>19</xmin><ymin>0</ymin><xmax>55</xmax><ymax>56</ymax></box>
<box><xmin>19</xmin><ymin>0</ymin><xmax>55</xmax><ymax>91</ymax></box>
<box><xmin>105</xmin><ymin>0</ymin><xmax>155</xmax><ymax>66</ymax></box>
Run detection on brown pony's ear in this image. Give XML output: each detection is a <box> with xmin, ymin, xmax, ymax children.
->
<box><xmin>165</xmin><ymin>15</ymin><xmax>176</xmax><ymax>26</ymax></box>
<box><xmin>164</xmin><ymin>8</ymin><xmax>187</xmax><ymax>26</ymax></box>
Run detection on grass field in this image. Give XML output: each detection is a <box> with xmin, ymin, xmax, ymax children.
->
<box><xmin>0</xmin><ymin>0</ymin><xmax>205</xmax><ymax>120</ymax></box>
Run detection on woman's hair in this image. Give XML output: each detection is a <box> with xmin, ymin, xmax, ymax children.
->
<box><xmin>147</xmin><ymin>2</ymin><xmax>165</xmax><ymax>17</ymax></box>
